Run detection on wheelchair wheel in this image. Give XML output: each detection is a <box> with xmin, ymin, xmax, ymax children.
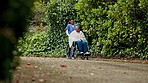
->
<box><xmin>86</xmin><ymin>56</ymin><xmax>89</xmax><ymax>60</ymax></box>
<box><xmin>80</xmin><ymin>53</ymin><xmax>85</xmax><ymax>60</ymax></box>
<box><xmin>81</xmin><ymin>56</ymin><xmax>85</xmax><ymax>60</ymax></box>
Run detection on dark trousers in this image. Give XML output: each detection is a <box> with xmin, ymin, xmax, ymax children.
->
<box><xmin>67</xmin><ymin>41</ymin><xmax>88</xmax><ymax>58</ymax></box>
<box><xmin>76</xmin><ymin>41</ymin><xmax>88</xmax><ymax>53</ymax></box>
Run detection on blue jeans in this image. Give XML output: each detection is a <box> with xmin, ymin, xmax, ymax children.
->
<box><xmin>76</xmin><ymin>41</ymin><xmax>88</xmax><ymax>53</ymax></box>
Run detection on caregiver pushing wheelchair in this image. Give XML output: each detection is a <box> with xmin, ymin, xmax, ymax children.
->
<box><xmin>66</xmin><ymin>21</ymin><xmax>90</xmax><ymax>60</ymax></box>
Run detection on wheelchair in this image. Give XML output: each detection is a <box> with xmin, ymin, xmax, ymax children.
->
<box><xmin>66</xmin><ymin>41</ymin><xmax>90</xmax><ymax>60</ymax></box>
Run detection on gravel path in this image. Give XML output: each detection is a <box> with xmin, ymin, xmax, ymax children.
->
<box><xmin>12</xmin><ymin>57</ymin><xmax>148</xmax><ymax>83</ymax></box>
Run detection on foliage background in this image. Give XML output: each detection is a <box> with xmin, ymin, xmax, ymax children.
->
<box><xmin>17</xmin><ymin>0</ymin><xmax>78</xmax><ymax>57</ymax></box>
<box><xmin>17</xmin><ymin>0</ymin><xmax>148</xmax><ymax>59</ymax></box>
<box><xmin>75</xmin><ymin>0</ymin><xmax>148</xmax><ymax>59</ymax></box>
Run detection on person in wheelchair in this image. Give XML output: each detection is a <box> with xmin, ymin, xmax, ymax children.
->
<box><xmin>69</xmin><ymin>26</ymin><xmax>90</xmax><ymax>59</ymax></box>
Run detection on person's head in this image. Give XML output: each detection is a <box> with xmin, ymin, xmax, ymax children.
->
<box><xmin>75</xmin><ymin>26</ymin><xmax>81</xmax><ymax>32</ymax></box>
<box><xmin>70</xmin><ymin>18</ymin><xmax>74</xmax><ymax>25</ymax></box>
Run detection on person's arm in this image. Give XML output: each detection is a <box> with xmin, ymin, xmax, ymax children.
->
<box><xmin>80</xmin><ymin>31</ymin><xmax>87</xmax><ymax>41</ymax></box>
<box><xmin>66</xmin><ymin>30</ymin><xmax>69</xmax><ymax>36</ymax></box>
<box><xmin>66</xmin><ymin>24</ymin><xmax>71</xmax><ymax>36</ymax></box>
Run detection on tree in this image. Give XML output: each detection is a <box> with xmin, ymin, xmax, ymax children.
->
<box><xmin>0</xmin><ymin>0</ymin><xmax>33</xmax><ymax>81</ymax></box>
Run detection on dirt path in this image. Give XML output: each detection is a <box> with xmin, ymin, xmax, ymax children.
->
<box><xmin>12</xmin><ymin>57</ymin><xmax>148</xmax><ymax>83</ymax></box>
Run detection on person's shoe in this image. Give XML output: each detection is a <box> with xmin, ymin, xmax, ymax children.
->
<box><xmin>85</xmin><ymin>52</ymin><xmax>90</xmax><ymax>55</ymax></box>
<box><xmin>68</xmin><ymin>57</ymin><xmax>71</xmax><ymax>59</ymax></box>
<box><xmin>80</xmin><ymin>52</ymin><xmax>83</xmax><ymax>54</ymax></box>
<box><xmin>71</xmin><ymin>57</ymin><xmax>76</xmax><ymax>60</ymax></box>
<box><xmin>79</xmin><ymin>52</ymin><xmax>83</xmax><ymax>54</ymax></box>
<box><xmin>81</xmin><ymin>56</ymin><xmax>85</xmax><ymax>60</ymax></box>
<box><xmin>66</xmin><ymin>55</ymin><xmax>71</xmax><ymax>59</ymax></box>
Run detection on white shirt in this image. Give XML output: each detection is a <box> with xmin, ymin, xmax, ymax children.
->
<box><xmin>69</xmin><ymin>30</ymin><xmax>87</xmax><ymax>47</ymax></box>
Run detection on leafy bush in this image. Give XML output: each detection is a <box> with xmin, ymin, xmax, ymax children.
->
<box><xmin>29</xmin><ymin>1</ymin><xmax>47</xmax><ymax>26</ymax></box>
<box><xmin>17</xmin><ymin>29</ymin><xmax>67</xmax><ymax>57</ymax></box>
<box><xmin>75</xmin><ymin>0</ymin><xmax>148</xmax><ymax>59</ymax></box>
<box><xmin>18</xmin><ymin>0</ymin><xmax>148</xmax><ymax>59</ymax></box>
<box><xmin>43</xmin><ymin>0</ymin><xmax>77</xmax><ymax>30</ymax></box>
<box><xmin>17</xmin><ymin>0</ymin><xmax>77</xmax><ymax>57</ymax></box>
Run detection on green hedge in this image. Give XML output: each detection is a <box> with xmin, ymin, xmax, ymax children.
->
<box><xmin>75</xmin><ymin>0</ymin><xmax>148</xmax><ymax>59</ymax></box>
<box><xmin>17</xmin><ymin>30</ymin><xmax>67</xmax><ymax>57</ymax></box>
<box><xmin>17</xmin><ymin>0</ymin><xmax>78</xmax><ymax>57</ymax></box>
<box><xmin>18</xmin><ymin>0</ymin><xmax>148</xmax><ymax>59</ymax></box>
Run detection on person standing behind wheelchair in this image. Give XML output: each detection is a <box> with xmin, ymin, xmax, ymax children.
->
<box><xmin>69</xmin><ymin>26</ymin><xmax>90</xmax><ymax>59</ymax></box>
<box><xmin>66</xmin><ymin>19</ymin><xmax>78</xmax><ymax>59</ymax></box>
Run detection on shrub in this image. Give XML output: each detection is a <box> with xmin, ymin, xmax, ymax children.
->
<box><xmin>17</xmin><ymin>0</ymin><xmax>78</xmax><ymax>57</ymax></box>
<box><xmin>75</xmin><ymin>0</ymin><xmax>148</xmax><ymax>59</ymax></box>
<box><xmin>18</xmin><ymin>0</ymin><xmax>148</xmax><ymax>59</ymax></box>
